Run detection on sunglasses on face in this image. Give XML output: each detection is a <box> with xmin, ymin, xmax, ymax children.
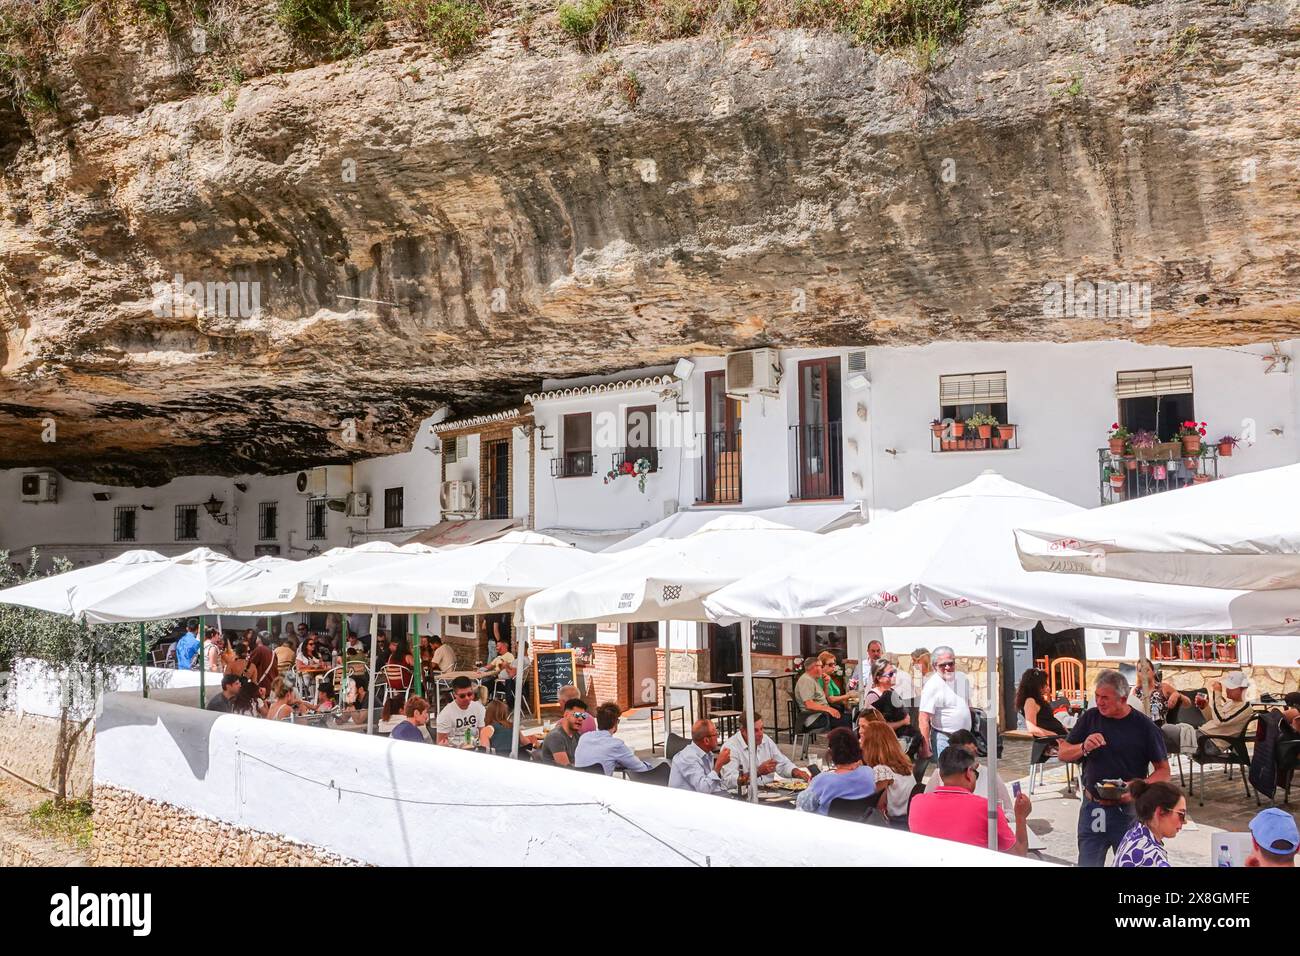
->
<box><xmin>455</xmin><ymin>691</ymin><xmax>475</xmax><ymax>700</ymax></box>
<box><xmin>938</xmin><ymin>661</ymin><xmax>956</xmax><ymax>669</ymax></box>
<box><xmin>883</xmin><ymin>670</ymin><xmax>897</xmax><ymax>678</ymax></box>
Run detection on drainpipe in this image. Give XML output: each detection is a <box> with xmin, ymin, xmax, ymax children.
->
<box><xmin>526</xmin><ymin>423</ymin><xmax>536</xmax><ymax>531</ymax></box>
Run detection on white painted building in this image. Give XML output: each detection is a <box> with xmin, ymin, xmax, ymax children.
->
<box><xmin>5</xmin><ymin>339</ymin><xmax>1300</xmax><ymax>719</ymax></box>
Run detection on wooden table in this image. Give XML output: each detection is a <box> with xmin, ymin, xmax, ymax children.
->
<box><xmin>669</xmin><ymin>681</ymin><xmax>733</xmax><ymax>726</ymax></box>
<box><xmin>727</xmin><ymin>670</ymin><xmax>801</xmax><ymax>743</ymax></box>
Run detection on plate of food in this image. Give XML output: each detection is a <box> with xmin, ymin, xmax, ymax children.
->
<box><xmin>1094</xmin><ymin>778</ymin><xmax>1128</xmax><ymax>801</ymax></box>
<box><xmin>768</xmin><ymin>779</ymin><xmax>809</xmax><ymax>792</ymax></box>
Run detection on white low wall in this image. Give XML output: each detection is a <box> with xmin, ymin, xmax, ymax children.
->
<box><xmin>10</xmin><ymin>657</ymin><xmax>219</xmax><ymax>721</ymax></box>
<box><xmin>95</xmin><ymin>691</ymin><xmax>1044</xmax><ymax>868</ymax></box>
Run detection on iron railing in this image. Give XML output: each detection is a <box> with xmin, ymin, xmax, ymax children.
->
<box><xmin>551</xmin><ymin>452</ymin><xmax>594</xmax><ymax>478</ymax></box>
<box><xmin>789</xmin><ymin>422</ymin><xmax>843</xmax><ymax>500</ymax></box>
<box><xmin>930</xmin><ymin>422</ymin><xmax>1020</xmax><ymax>452</ymax></box>
<box><xmin>1098</xmin><ymin>446</ymin><xmax>1221</xmax><ymax>504</ymax></box>
<box><xmin>695</xmin><ymin>428</ymin><xmax>742</xmax><ymax>504</ymax></box>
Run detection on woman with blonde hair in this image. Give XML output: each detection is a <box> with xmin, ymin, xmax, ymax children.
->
<box><xmin>484</xmin><ymin>698</ymin><xmax>541</xmax><ymax>755</ymax></box>
<box><xmin>816</xmin><ymin>650</ymin><xmax>852</xmax><ymax>709</ymax></box>
<box><xmin>860</xmin><ymin>720</ymin><xmax>914</xmax><ymax>822</ymax></box>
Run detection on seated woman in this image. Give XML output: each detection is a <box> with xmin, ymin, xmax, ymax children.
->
<box><xmin>860</xmin><ymin>720</ymin><xmax>914</xmax><ymax>823</ymax></box>
<box><xmin>484</xmin><ymin>699</ymin><xmax>541</xmax><ymax>755</ymax></box>
<box><xmin>223</xmin><ymin>639</ymin><xmax>259</xmax><ymax>684</ymax></box>
<box><xmin>296</xmin><ymin>635</ymin><xmax>325</xmax><ymax>672</ymax></box>
<box><xmin>797</xmin><ymin>727</ymin><xmax>876</xmax><ymax>815</ymax></box>
<box><xmin>1131</xmin><ymin>658</ymin><xmax>1197</xmax><ymax>755</ymax></box>
<box><xmin>862</xmin><ymin>659</ymin><xmax>921</xmax><ymax>757</ymax></box>
<box><xmin>817</xmin><ymin>651</ymin><xmax>853</xmax><ymax>709</ymax></box>
<box><xmin>1016</xmin><ymin>668</ymin><xmax>1067</xmax><ymax>757</ymax></box>
<box><xmin>1113</xmin><ymin>780</ymin><xmax>1186</xmax><ymax>868</ymax></box>
<box><xmin>266</xmin><ymin>678</ymin><xmax>317</xmax><ymax>720</ymax></box>
<box><xmin>274</xmin><ymin>637</ymin><xmax>297</xmax><ymax>675</ymax></box>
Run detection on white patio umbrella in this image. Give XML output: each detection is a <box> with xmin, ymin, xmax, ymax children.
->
<box><xmin>1014</xmin><ymin>462</ymin><xmax>1300</xmax><ymax>591</ymax></box>
<box><xmin>0</xmin><ymin>549</ymin><xmax>168</xmax><ymax>617</ymax></box>
<box><xmin>704</xmin><ymin>471</ymin><xmax>1297</xmax><ymax>851</ymax></box>
<box><xmin>522</xmin><ymin>514</ymin><xmax>824</xmax><ymax>801</ymax></box>
<box><xmin>309</xmin><ymin>531</ymin><xmax>607</xmax><ymax>747</ymax></box>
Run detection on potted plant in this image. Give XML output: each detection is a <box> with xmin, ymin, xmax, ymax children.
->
<box><xmin>951</xmin><ymin>419</ymin><xmax>965</xmax><ymax>438</ymax></box>
<box><xmin>1217</xmin><ymin>434</ymin><xmax>1238</xmax><ymax>457</ymax></box>
<box><xmin>1223</xmin><ymin>637</ymin><xmax>1237</xmax><ymax>662</ymax></box>
<box><xmin>931</xmin><ymin>419</ymin><xmax>945</xmax><ymax>438</ymax></box>
<box><xmin>603</xmin><ymin>456</ymin><xmax>654</xmax><ymax>493</ymax></box>
<box><xmin>1178</xmin><ymin>420</ymin><xmax>1207</xmax><ymax>454</ymax></box>
<box><xmin>1130</xmin><ymin>429</ymin><xmax>1157</xmax><ymax>456</ymax></box>
<box><xmin>997</xmin><ymin>422</ymin><xmax>1016</xmax><ymax>441</ymax></box>
<box><xmin>1192</xmin><ymin>637</ymin><xmax>1205</xmax><ymax>661</ymax></box>
<box><xmin>1161</xmin><ymin>634</ymin><xmax>1176</xmax><ymax>658</ymax></box>
<box><xmin>1105</xmin><ymin>466</ymin><xmax>1125</xmax><ymax>493</ymax></box>
<box><xmin>1149</xmin><ymin>635</ymin><xmax>1161</xmax><ymax>660</ymax></box>
<box><xmin>967</xmin><ymin>412</ymin><xmax>997</xmax><ymax>440</ymax></box>
<box><xmin>1193</xmin><ymin>473</ymin><xmax>1211</xmax><ymax>484</ymax></box>
<box><xmin>1178</xmin><ymin>635</ymin><xmax>1191</xmax><ymax>660</ymax></box>
<box><xmin>1108</xmin><ymin>423</ymin><xmax>1130</xmax><ymax>455</ymax></box>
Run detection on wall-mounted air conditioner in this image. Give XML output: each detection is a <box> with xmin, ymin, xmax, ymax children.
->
<box><xmin>725</xmin><ymin>348</ymin><xmax>781</xmax><ymax>398</ymax></box>
<box><xmin>295</xmin><ymin>467</ymin><xmax>328</xmax><ymax>496</ymax></box>
<box><xmin>20</xmin><ymin>472</ymin><xmax>57</xmax><ymax>503</ymax></box>
<box><xmin>346</xmin><ymin>492</ymin><xmax>371</xmax><ymax>517</ymax></box>
<box><xmin>440</xmin><ymin>480</ymin><xmax>476</xmax><ymax>515</ymax></box>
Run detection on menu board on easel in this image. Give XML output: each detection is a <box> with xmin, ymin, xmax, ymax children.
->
<box><xmin>532</xmin><ymin>649</ymin><xmax>577</xmax><ymax>714</ymax></box>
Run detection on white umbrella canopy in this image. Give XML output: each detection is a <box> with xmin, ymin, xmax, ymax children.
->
<box><xmin>60</xmin><ymin>547</ymin><xmax>264</xmax><ymax>624</ymax></box>
<box><xmin>705</xmin><ymin>472</ymin><xmax>1300</xmax><ymax>634</ymax></box>
<box><xmin>206</xmin><ymin>541</ymin><xmax>432</xmax><ymax>614</ymax></box>
<box><xmin>1014</xmin><ymin>462</ymin><xmax>1300</xmax><ymax>591</ymax></box>
<box><xmin>308</xmin><ymin>531</ymin><xmax>607</xmax><ymax>614</ymax></box>
<box><xmin>0</xmin><ymin>549</ymin><xmax>169</xmax><ymax>617</ymax></box>
<box><xmin>522</xmin><ymin>515</ymin><xmax>823</xmax><ymax>625</ymax></box>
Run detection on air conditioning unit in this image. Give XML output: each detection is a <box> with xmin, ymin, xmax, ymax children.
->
<box><xmin>253</xmin><ymin>544</ymin><xmax>281</xmax><ymax>557</ymax></box>
<box><xmin>325</xmin><ymin>497</ymin><xmax>348</xmax><ymax>513</ymax></box>
<box><xmin>20</xmin><ymin>472</ymin><xmax>57</xmax><ymax>503</ymax></box>
<box><xmin>725</xmin><ymin>348</ymin><xmax>781</xmax><ymax>398</ymax></box>
<box><xmin>440</xmin><ymin>480</ymin><xmax>476</xmax><ymax>515</ymax></box>
<box><xmin>295</xmin><ymin>467</ymin><xmax>327</xmax><ymax>496</ymax></box>
<box><xmin>346</xmin><ymin>492</ymin><xmax>371</xmax><ymax>517</ymax></box>
<box><xmin>444</xmin><ymin>435</ymin><xmax>469</xmax><ymax>464</ymax></box>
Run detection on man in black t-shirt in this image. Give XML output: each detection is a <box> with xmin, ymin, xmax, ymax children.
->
<box><xmin>206</xmin><ymin>674</ymin><xmax>242</xmax><ymax>713</ymax></box>
<box><xmin>1059</xmin><ymin>669</ymin><xmax>1170</xmax><ymax>867</ymax></box>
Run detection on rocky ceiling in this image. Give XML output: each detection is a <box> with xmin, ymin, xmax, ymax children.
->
<box><xmin>1</xmin><ymin>1</ymin><xmax>1297</xmax><ymax>484</ymax></box>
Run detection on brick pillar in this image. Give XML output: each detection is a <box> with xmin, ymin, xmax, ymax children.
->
<box><xmin>592</xmin><ymin>643</ymin><xmax>629</xmax><ymax>711</ymax></box>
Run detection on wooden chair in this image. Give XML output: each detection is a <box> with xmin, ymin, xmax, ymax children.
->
<box><xmin>1034</xmin><ymin>657</ymin><xmax>1052</xmax><ymax>695</ymax></box>
<box><xmin>1051</xmin><ymin>657</ymin><xmax>1086</xmax><ymax>711</ymax></box>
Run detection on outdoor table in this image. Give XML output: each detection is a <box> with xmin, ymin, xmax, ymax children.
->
<box><xmin>669</xmin><ymin>681</ymin><xmax>733</xmax><ymax>726</ymax></box>
<box><xmin>297</xmin><ymin>666</ymin><xmax>328</xmax><ymax>701</ymax></box>
<box><xmin>727</xmin><ymin>670</ymin><xmax>800</xmax><ymax>743</ymax></box>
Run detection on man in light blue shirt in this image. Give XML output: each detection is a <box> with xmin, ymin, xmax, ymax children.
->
<box><xmin>174</xmin><ymin>619</ymin><xmax>200</xmax><ymax>671</ymax></box>
<box><xmin>669</xmin><ymin>719</ymin><xmax>731</xmax><ymax>795</ymax></box>
<box><xmin>575</xmin><ymin>703</ymin><xmax>655</xmax><ymax>775</ymax></box>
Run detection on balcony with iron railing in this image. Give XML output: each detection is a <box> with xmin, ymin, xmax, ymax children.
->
<box><xmin>610</xmin><ymin>449</ymin><xmax>660</xmax><ymax>473</ymax></box>
<box><xmin>550</xmin><ymin>452</ymin><xmax>595</xmax><ymax>478</ymax></box>
<box><xmin>1097</xmin><ymin>444</ymin><xmax>1221</xmax><ymax>504</ymax></box>
<box><xmin>695</xmin><ymin>427</ymin><xmax>742</xmax><ymax>504</ymax></box>
<box><xmin>789</xmin><ymin>421</ymin><xmax>843</xmax><ymax>501</ymax></box>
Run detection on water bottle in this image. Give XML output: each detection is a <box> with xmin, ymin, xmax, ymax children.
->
<box><xmin>1217</xmin><ymin>845</ymin><xmax>1232</xmax><ymax>868</ymax></box>
<box><xmin>464</xmin><ymin>725</ymin><xmax>473</xmax><ymax>748</ymax></box>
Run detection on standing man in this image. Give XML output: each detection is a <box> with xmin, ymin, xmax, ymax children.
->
<box><xmin>917</xmin><ymin>645</ymin><xmax>971</xmax><ymax>759</ymax></box>
<box><xmin>719</xmin><ymin>714</ymin><xmax>810</xmax><ymax>789</ymax></box>
<box><xmin>1058</xmin><ymin>669</ymin><xmax>1170</xmax><ymax>867</ymax></box>
<box><xmin>249</xmin><ymin>631</ymin><xmax>276</xmax><ymax>700</ymax></box>
<box><xmin>174</xmin><ymin>619</ymin><xmax>200</xmax><ymax>671</ymax></box>
<box><xmin>669</xmin><ymin>719</ymin><xmax>731</xmax><ymax>795</ymax></box>
<box><xmin>849</xmin><ymin>639</ymin><xmax>885</xmax><ymax>690</ymax></box>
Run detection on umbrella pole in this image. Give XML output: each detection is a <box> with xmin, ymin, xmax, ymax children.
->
<box><xmin>741</xmin><ymin>619</ymin><xmax>758</xmax><ymax>803</ymax></box>
<box><xmin>199</xmin><ymin>614</ymin><xmax>206</xmax><ymax>709</ymax></box>
<box><xmin>985</xmin><ymin>616</ymin><xmax>999</xmax><ymax>852</ymax></box>
<box><xmin>411</xmin><ymin>613</ymin><xmax>422</xmax><ymax>696</ymax></box>
<box><xmin>367</xmin><ymin>610</ymin><xmax>379</xmax><ymax>735</ymax></box>
<box><xmin>139</xmin><ymin>621</ymin><xmax>148</xmax><ymax>700</ymax></box>
<box><xmin>511</xmin><ymin>618</ymin><xmax>525</xmax><ymax>759</ymax></box>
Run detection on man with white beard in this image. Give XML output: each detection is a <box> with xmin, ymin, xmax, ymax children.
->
<box><xmin>917</xmin><ymin>645</ymin><xmax>971</xmax><ymax>760</ymax></box>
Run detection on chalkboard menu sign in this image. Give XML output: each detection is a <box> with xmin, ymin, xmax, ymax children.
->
<box><xmin>751</xmin><ymin>620</ymin><xmax>782</xmax><ymax>655</ymax></box>
<box><xmin>532</xmin><ymin>649</ymin><xmax>577</xmax><ymax>713</ymax></box>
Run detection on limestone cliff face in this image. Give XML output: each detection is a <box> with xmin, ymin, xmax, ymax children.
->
<box><xmin>1</xmin><ymin>1</ymin><xmax>1298</xmax><ymax>483</ymax></box>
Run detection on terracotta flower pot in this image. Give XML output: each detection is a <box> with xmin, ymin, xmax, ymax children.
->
<box><xmin>1179</xmin><ymin>642</ymin><xmax>1191</xmax><ymax>660</ymax></box>
<box><xmin>1224</xmin><ymin>644</ymin><xmax>1237</xmax><ymax>662</ymax></box>
<box><xmin>991</xmin><ymin>436</ymin><xmax>1004</xmax><ymax>449</ymax></box>
<box><xmin>1193</xmin><ymin>474</ymin><xmax>1211</xmax><ymax>484</ymax></box>
<box><xmin>1219</xmin><ymin>441</ymin><xmax>1234</xmax><ymax>457</ymax></box>
<box><xmin>1109</xmin><ymin>438</ymin><xmax>1126</xmax><ymax>455</ymax></box>
<box><xmin>1192</xmin><ymin>640</ymin><xmax>1205</xmax><ymax>661</ymax></box>
<box><xmin>1126</xmin><ymin>459</ymin><xmax>1137</xmax><ymax>470</ymax></box>
<box><xmin>998</xmin><ymin>424</ymin><xmax>1015</xmax><ymax>440</ymax></box>
<box><xmin>941</xmin><ymin>439</ymin><xmax>953</xmax><ymax>451</ymax></box>
<box><xmin>1109</xmin><ymin>475</ymin><xmax>1125</xmax><ymax>492</ymax></box>
<box><xmin>1150</xmin><ymin>642</ymin><xmax>1161</xmax><ymax>660</ymax></box>
<box><xmin>978</xmin><ymin>424</ymin><xmax>993</xmax><ymax>439</ymax></box>
<box><xmin>1183</xmin><ymin>457</ymin><xmax>1198</xmax><ymax>470</ymax></box>
<box><xmin>1182</xmin><ymin>434</ymin><xmax>1201</xmax><ymax>454</ymax></box>
<box><xmin>951</xmin><ymin>422</ymin><xmax>965</xmax><ymax>437</ymax></box>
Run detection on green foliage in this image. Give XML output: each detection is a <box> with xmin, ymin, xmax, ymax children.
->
<box><xmin>135</xmin><ymin>0</ymin><xmax>175</xmax><ymax>27</ymax></box>
<box><xmin>24</xmin><ymin>83</ymin><xmax>58</xmax><ymax>111</ymax></box>
<box><xmin>556</xmin><ymin>0</ymin><xmax>631</xmax><ymax>51</ymax></box>
<box><xmin>30</xmin><ymin>797</ymin><xmax>93</xmax><ymax>848</ymax></box>
<box><xmin>617</xmin><ymin>67</ymin><xmax>641</xmax><ymax>106</ymax></box>
<box><xmin>388</xmin><ymin>0</ymin><xmax>487</xmax><ymax>57</ymax></box>
<box><xmin>276</xmin><ymin>0</ymin><xmax>377</xmax><ymax>57</ymax></box>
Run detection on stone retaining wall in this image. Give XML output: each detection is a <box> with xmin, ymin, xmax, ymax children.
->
<box><xmin>91</xmin><ymin>784</ymin><xmax>366</xmax><ymax>867</ymax></box>
<box><xmin>0</xmin><ymin>710</ymin><xmax>93</xmax><ymax>801</ymax></box>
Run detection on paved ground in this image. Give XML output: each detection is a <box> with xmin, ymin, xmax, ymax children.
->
<box><xmin>528</xmin><ymin>712</ymin><xmax>1295</xmax><ymax>867</ymax></box>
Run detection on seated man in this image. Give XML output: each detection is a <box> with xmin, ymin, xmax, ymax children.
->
<box><xmin>391</xmin><ymin>696</ymin><xmax>431</xmax><ymax>743</ymax></box>
<box><xmin>1245</xmin><ymin>807</ymin><xmax>1298</xmax><ymax>868</ymax></box>
<box><xmin>479</xmin><ymin>639</ymin><xmax>515</xmax><ymax>696</ymax></box>
<box><xmin>1196</xmin><ymin>671</ymin><xmax>1255</xmax><ymax>753</ymax></box>
<box><xmin>575</xmin><ymin>702</ymin><xmax>655</xmax><ymax>775</ymax></box>
<box><xmin>909</xmin><ymin>745</ymin><xmax>1032</xmax><ymax>856</ymax></box>
<box><xmin>540</xmin><ymin>698</ymin><xmax>589</xmax><ymax>767</ymax></box>
<box><xmin>669</xmin><ymin>719</ymin><xmax>731</xmax><ymax>795</ymax></box>
<box><xmin>795</xmin><ymin>657</ymin><xmax>849</xmax><ymax>734</ymax></box>
<box><xmin>429</xmin><ymin>636</ymin><xmax>457</xmax><ymax>673</ymax></box>
<box><xmin>1281</xmin><ymin>692</ymin><xmax>1300</xmax><ymax>743</ymax></box>
<box><xmin>435</xmin><ymin>676</ymin><xmax>491</xmax><ymax>748</ymax></box>
<box><xmin>206</xmin><ymin>674</ymin><xmax>243</xmax><ymax>712</ymax></box>
<box><xmin>558</xmin><ymin>685</ymin><xmax>597</xmax><ymax>734</ymax></box>
<box><xmin>720</xmin><ymin>714</ymin><xmax>810</xmax><ymax>789</ymax></box>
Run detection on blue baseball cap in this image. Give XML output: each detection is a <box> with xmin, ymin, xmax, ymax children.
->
<box><xmin>1248</xmin><ymin>808</ymin><xmax>1299</xmax><ymax>854</ymax></box>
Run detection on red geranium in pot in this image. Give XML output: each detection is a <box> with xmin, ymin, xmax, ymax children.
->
<box><xmin>1178</xmin><ymin>420</ymin><xmax>1207</xmax><ymax>454</ymax></box>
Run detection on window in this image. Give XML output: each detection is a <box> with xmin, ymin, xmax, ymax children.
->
<box><xmin>384</xmin><ymin>487</ymin><xmax>404</xmax><ymax>529</ymax></box>
<box><xmin>623</xmin><ymin>405</ymin><xmax>658</xmax><ymax>472</ymax></box>
<box><xmin>1116</xmin><ymin>367</ymin><xmax>1194</xmax><ymax>443</ymax></box>
<box><xmin>557</xmin><ymin>412</ymin><xmax>593</xmax><ymax>477</ymax></box>
<box><xmin>791</xmin><ymin>358</ymin><xmax>843</xmax><ymax>499</ymax></box>
<box><xmin>482</xmin><ymin>439</ymin><xmax>510</xmax><ymax>518</ymax></box>
<box><xmin>939</xmin><ymin>371</ymin><xmax>1009</xmax><ymax>424</ymax></box>
<box><xmin>799</xmin><ymin>624</ymin><xmax>848</xmax><ymax>661</ymax></box>
<box><xmin>564</xmin><ymin>623</ymin><xmax>597</xmax><ymax>663</ymax></box>
<box><xmin>258</xmin><ymin>502</ymin><xmax>278</xmax><ymax>540</ymax></box>
<box><xmin>699</xmin><ymin>370</ymin><xmax>742</xmax><ymax>503</ymax></box>
<box><xmin>174</xmin><ymin>505</ymin><xmax>198</xmax><ymax>541</ymax></box>
<box><xmin>113</xmin><ymin>506</ymin><xmax>137</xmax><ymax>542</ymax></box>
<box><xmin>307</xmin><ymin>498</ymin><xmax>327</xmax><ymax>539</ymax></box>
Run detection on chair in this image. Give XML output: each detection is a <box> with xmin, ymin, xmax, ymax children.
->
<box><xmin>1051</xmin><ymin>657</ymin><xmax>1086</xmax><ymax>711</ymax></box>
<box><xmin>827</xmin><ymin>790</ymin><xmax>885</xmax><ymax>823</ymax></box>
<box><xmin>1277</xmin><ymin>738</ymin><xmax>1299</xmax><ymax>804</ymax></box>
<box><xmin>626</xmin><ymin>763</ymin><xmax>671</xmax><ymax>787</ymax></box>
<box><xmin>665</xmin><ymin>732</ymin><xmax>691</xmax><ymax>762</ymax></box>
<box><xmin>789</xmin><ymin>698</ymin><xmax>825</xmax><ymax>760</ymax></box>
<box><xmin>650</xmin><ymin>690</ymin><xmax>686</xmax><ymax>755</ymax></box>
<box><xmin>1188</xmin><ymin>714</ymin><xmax>1258</xmax><ymax>806</ymax></box>
<box><xmin>382</xmin><ymin>664</ymin><xmax>412</xmax><ymax>711</ymax></box>
<box><xmin>576</xmin><ymin>762</ymin><xmax>606</xmax><ymax>774</ymax></box>
<box><xmin>1027</xmin><ymin>735</ymin><xmax>1076</xmax><ymax>795</ymax></box>
<box><xmin>1035</xmin><ymin>657</ymin><xmax>1052</xmax><ymax>695</ymax></box>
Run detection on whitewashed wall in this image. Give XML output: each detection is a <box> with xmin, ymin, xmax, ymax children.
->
<box><xmin>9</xmin><ymin>657</ymin><xmax>216</xmax><ymax>721</ymax></box>
<box><xmin>96</xmin><ymin>691</ymin><xmax>1040</xmax><ymax>868</ymax></box>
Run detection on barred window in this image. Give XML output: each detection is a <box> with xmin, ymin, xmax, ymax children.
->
<box><xmin>259</xmin><ymin>502</ymin><xmax>278</xmax><ymax>540</ymax></box>
<box><xmin>113</xmin><ymin>506</ymin><xmax>137</xmax><ymax>542</ymax></box>
<box><xmin>307</xmin><ymin>498</ymin><xmax>327</xmax><ymax>540</ymax></box>
<box><xmin>175</xmin><ymin>505</ymin><xmax>198</xmax><ymax>541</ymax></box>
<box><xmin>384</xmin><ymin>487</ymin><xmax>404</xmax><ymax>529</ymax></box>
